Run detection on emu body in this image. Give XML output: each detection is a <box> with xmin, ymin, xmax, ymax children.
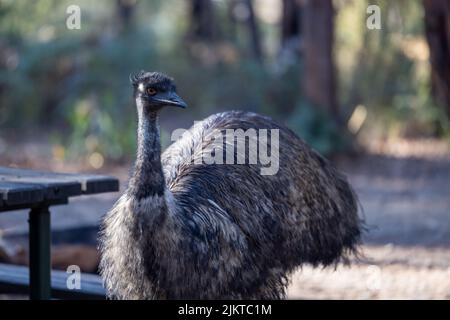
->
<box><xmin>99</xmin><ymin>72</ymin><xmax>361</xmax><ymax>299</ymax></box>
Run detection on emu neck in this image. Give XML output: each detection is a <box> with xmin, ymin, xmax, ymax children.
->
<box><xmin>129</xmin><ymin>106</ymin><xmax>165</xmax><ymax>199</ymax></box>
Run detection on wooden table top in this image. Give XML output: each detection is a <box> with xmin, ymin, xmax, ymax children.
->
<box><xmin>0</xmin><ymin>167</ymin><xmax>119</xmax><ymax>212</ymax></box>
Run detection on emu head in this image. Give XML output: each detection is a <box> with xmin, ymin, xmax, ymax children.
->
<box><xmin>130</xmin><ymin>71</ymin><xmax>187</xmax><ymax>112</ymax></box>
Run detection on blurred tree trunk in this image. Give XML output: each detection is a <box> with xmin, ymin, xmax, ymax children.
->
<box><xmin>281</xmin><ymin>0</ymin><xmax>301</xmax><ymax>50</ymax></box>
<box><xmin>423</xmin><ymin>0</ymin><xmax>450</xmax><ymax>119</ymax></box>
<box><xmin>116</xmin><ymin>0</ymin><xmax>136</xmax><ymax>32</ymax></box>
<box><xmin>243</xmin><ymin>0</ymin><xmax>263</xmax><ymax>61</ymax></box>
<box><xmin>190</xmin><ymin>0</ymin><xmax>216</xmax><ymax>41</ymax></box>
<box><xmin>301</xmin><ymin>0</ymin><xmax>338</xmax><ymax>118</ymax></box>
<box><xmin>229</xmin><ymin>0</ymin><xmax>263</xmax><ymax>61</ymax></box>
<box><xmin>227</xmin><ymin>1</ymin><xmax>238</xmax><ymax>42</ymax></box>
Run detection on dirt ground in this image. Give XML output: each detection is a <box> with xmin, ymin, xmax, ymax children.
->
<box><xmin>1</xmin><ymin>138</ymin><xmax>450</xmax><ymax>299</ymax></box>
<box><xmin>288</xmin><ymin>139</ymin><xmax>450</xmax><ymax>299</ymax></box>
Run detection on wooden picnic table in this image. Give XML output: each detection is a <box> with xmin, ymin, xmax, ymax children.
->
<box><xmin>0</xmin><ymin>166</ymin><xmax>119</xmax><ymax>300</ymax></box>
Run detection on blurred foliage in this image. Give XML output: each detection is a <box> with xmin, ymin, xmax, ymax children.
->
<box><xmin>0</xmin><ymin>0</ymin><xmax>448</xmax><ymax>166</ymax></box>
<box><xmin>336</xmin><ymin>0</ymin><xmax>450</xmax><ymax>139</ymax></box>
<box><xmin>288</xmin><ymin>100</ymin><xmax>345</xmax><ymax>155</ymax></box>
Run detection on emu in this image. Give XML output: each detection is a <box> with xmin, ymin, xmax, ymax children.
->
<box><xmin>99</xmin><ymin>71</ymin><xmax>361</xmax><ymax>299</ymax></box>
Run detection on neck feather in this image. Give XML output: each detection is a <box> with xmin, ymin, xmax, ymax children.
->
<box><xmin>129</xmin><ymin>106</ymin><xmax>165</xmax><ymax>199</ymax></box>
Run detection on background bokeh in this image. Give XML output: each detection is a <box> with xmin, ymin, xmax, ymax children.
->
<box><xmin>1</xmin><ymin>0</ymin><xmax>448</xmax><ymax>165</ymax></box>
<box><xmin>1</xmin><ymin>0</ymin><xmax>450</xmax><ymax>299</ymax></box>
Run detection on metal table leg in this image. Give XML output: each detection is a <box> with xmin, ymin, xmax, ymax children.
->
<box><xmin>29</xmin><ymin>206</ymin><xmax>51</xmax><ymax>300</ymax></box>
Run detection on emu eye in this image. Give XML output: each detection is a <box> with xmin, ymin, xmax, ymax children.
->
<box><xmin>146</xmin><ymin>88</ymin><xmax>157</xmax><ymax>96</ymax></box>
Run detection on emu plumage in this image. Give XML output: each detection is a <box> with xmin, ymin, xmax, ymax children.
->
<box><xmin>99</xmin><ymin>71</ymin><xmax>361</xmax><ymax>299</ymax></box>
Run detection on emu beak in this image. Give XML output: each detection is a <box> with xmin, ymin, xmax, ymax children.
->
<box><xmin>156</xmin><ymin>92</ymin><xmax>188</xmax><ymax>109</ymax></box>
